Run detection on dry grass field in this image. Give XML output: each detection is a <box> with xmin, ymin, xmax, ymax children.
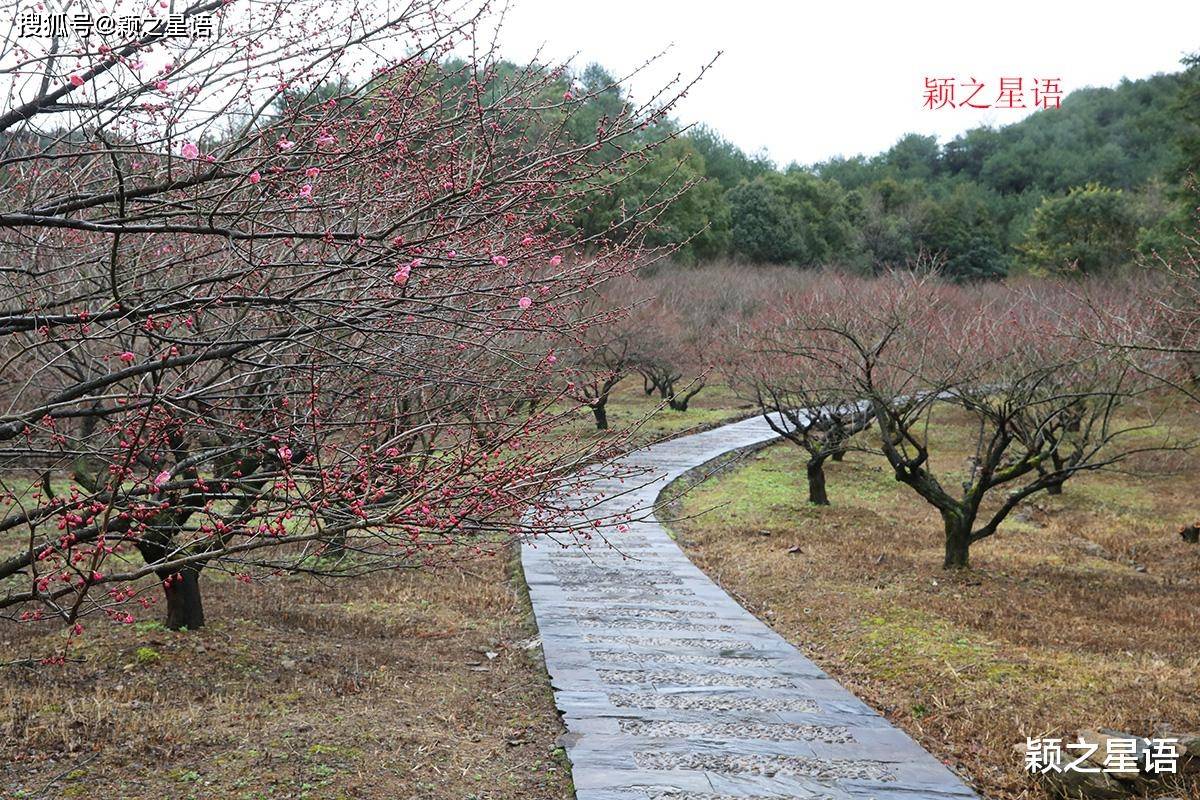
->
<box><xmin>0</xmin><ymin>550</ymin><xmax>574</xmax><ymax>800</ymax></box>
<box><xmin>664</xmin><ymin>401</ymin><xmax>1200</xmax><ymax>799</ymax></box>
<box><xmin>7</xmin><ymin>382</ymin><xmax>1198</xmax><ymax>799</ymax></box>
<box><xmin>0</xmin><ymin>379</ymin><xmax>748</xmax><ymax>800</ymax></box>
<box><xmin>558</xmin><ymin>379</ymin><xmax>754</xmax><ymax>444</ymax></box>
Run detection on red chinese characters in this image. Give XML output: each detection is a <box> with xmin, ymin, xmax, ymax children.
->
<box><xmin>923</xmin><ymin>76</ymin><xmax>1063</xmax><ymax>110</ymax></box>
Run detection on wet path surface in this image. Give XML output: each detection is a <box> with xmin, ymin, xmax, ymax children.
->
<box><xmin>522</xmin><ymin>414</ymin><xmax>981</xmax><ymax>800</ymax></box>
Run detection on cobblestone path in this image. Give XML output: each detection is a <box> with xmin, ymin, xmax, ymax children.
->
<box><xmin>522</xmin><ymin>414</ymin><xmax>981</xmax><ymax>800</ymax></box>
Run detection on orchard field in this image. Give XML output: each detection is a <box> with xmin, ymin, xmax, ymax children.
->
<box><xmin>3</xmin><ymin>1</ymin><xmax>1200</xmax><ymax>799</ymax></box>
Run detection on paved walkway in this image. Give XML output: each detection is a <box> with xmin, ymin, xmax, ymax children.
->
<box><xmin>522</xmin><ymin>414</ymin><xmax>981</xmax><ymax>800</ymax></box>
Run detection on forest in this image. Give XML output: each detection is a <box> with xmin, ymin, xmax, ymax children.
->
<box><xmin>562</xmin><ymin>54</ymin><xmax>1200</xmax><ymax>277</ymax></box>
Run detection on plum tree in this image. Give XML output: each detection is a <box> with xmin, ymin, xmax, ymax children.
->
<box><xmin>0</xmin><ymin>0</ymin><xmax>694</xmax><ymax>636</ymax></box>
<box><xmin>777</xmin><ymin>272</ymin><xmax>1171</xmax><ymax>568</ymax></box>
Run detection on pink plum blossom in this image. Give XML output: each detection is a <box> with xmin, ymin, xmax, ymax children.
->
<box><xmin>278</xmin><ymin>445</ymin><xmax>293</xmax><ymax>463</ymax></box>
<box><xmin>305</xmin><ymin>166</ymin><xmax>320</xmax><ymax>178</ymax></box>
<box><xmin>518</xmin><ymin>296</ymin><xmax>533</xmax><ymax>310</ymax></box>
<box><xmin>181</xmin><ymin>142</ymin><xmax>199</xmax><ymax>160</ymax></box>
<box><xmin>118</xmin><ymin>351</ymin><xmax>135</xmax><ymax>364</ymax></box>
<box><xmin>521</xmin><ymin>236</ymin><xmax>534</xmax><ymax>246</ymax></box>
<box><xmin>155</xmin><ymin>79</ymin><xmax>169</xmax><ymax>91</ymax></box>
<box><xmin>248</xmin><ymin>171</ymin><xmax>261</xmax><ymax>184</ymax></box>
<box><xmin>393</xmin><ymin>265</ymin><xmax>411</xmax><ymax>285</ymax></box>
<box><xmin>278</xmin><ymin>138</ymin><xmax>295</xmax><ymax>151</ymax></box>
<box><xmin>492</xmin><ymin>255</ymin><xmax>509</xmax><ymax>268</ymax></box>
<box><xmin>69</xmin><ymin>75</ymin><xmax>84</xmax><ymax>87</ymax></box>
<box><xmin>549</xmin><ymin>255</ymin><xmax>562</xmax><ymax>267</ymax></box>
<box><xmin>154</xmin><ymin>470</ymin><xmax>171</xmax><ymax>488</ymax></box>
<box><xmin>298</xmin><ymin>183</ymin><xmax>313</xmax><ymax>198</ymax></box>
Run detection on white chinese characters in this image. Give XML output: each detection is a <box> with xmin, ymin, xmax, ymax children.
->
<box><xmin>1025</xmin><ymin>736</ymin><xmax>1179</xmax><ymax>775</ymax></box>
<box><xmin>16</xmin><ymin>10</ymin><xmax>214</xmax><ymax>39</ymax></box>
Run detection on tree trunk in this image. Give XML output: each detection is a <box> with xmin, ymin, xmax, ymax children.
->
<box><xmin>806</xmin><ymin>458</ymin><xmax>829</xmax><ymax>505</ymax></box>
<box><xmin>669</xmin><ymin>384</ymin><xmax>704</xmax><ymax>412</ymax></box>
<box><xmin>942</xmin><ymin>515</ymin><xmax>972</xmax><ymax>569</ymax></box>
<box><xmin>831</xmin><ymin>449</ymin><xmax>845</xmax><ymax>462</ymax></box>
<box><xmin>164</xmin><ymin>567</ymin><xmax>205</xmax><ymax>630</ymax></box>
<box><xmin>592</xmin><ymin>402</ymin><xmax>608</xmax><ymax>431</ymax></box>
<box><xmin>1037</xmin><ymin>457</ymin><xmax>1066</xmax><ymax>496</ymax></box>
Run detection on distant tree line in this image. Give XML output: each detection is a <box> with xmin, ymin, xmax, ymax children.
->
<box><xmin>557</xmin><ymin>54</ymin><xmax>1200</xmax><ymax>278</ymax></box>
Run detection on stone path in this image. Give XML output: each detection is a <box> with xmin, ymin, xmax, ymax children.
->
<box><xmin>522</xmin><ymin>413</ymin><xmax>981</xmax><ymax>800</ymax></box>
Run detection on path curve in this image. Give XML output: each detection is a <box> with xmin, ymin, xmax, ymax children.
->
<box><xmin>522</xmin><ymin>413</ymin><xmax>981</xmax><ymax>800</ymax></box>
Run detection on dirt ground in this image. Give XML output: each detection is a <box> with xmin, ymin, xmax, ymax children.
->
<box><xmin>0</xmin><ymin>549</ymin><xmax>573</xmax><ymax>800</ymax></box>
<box><xmin>10</xmin><ymin>384</ymin><xmax>1198</xmax><ymax>799</ymax></box>
<box><xmin>0</xmin><ymin>377</ymin><xmax>749</xmax><ymax>800</ymax></box>
<box><xmin>665</xmin><ymin>402</ymin><xmax>1200</xmax><ymax>800</ymax></box>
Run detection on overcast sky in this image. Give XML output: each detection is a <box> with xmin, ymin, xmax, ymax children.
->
<box><xmin>491</xmin><ymin>1</ymin><xmax>1200</xmax><ymax>166</ymax></box>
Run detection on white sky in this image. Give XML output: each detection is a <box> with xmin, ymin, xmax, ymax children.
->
<box><xmin>492</xmin><ymin>0</ymin><xmax>1200</xmax><ymax>166</ymax></box>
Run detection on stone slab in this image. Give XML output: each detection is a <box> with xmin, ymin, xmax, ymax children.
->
<box><xmin>522</xmin><ymin>413</ymin><xmax>981</xmax><ymax>799</ymax></box>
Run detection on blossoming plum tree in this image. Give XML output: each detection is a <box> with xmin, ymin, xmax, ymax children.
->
<box><xmin>0</xmin><ymin>0</ymin><xmax>695</xmax><ymax>635</ymax></box>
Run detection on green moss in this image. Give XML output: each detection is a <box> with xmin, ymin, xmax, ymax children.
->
<box><xmin>1000</xmin><ymin>516</ymin><xmax>1041</xmax><ymax>535</ymax></box>
<box><xmin>556</xmin><ymin>380</ymin><xmax>752</xmax><ymax>445</ymax></box>
<box><xmin>671</xmin><ymin>443</ymin><xmax>904</xmax><ymax>532</ymax></box>
<box><xmin>857</xmin><ymin>607</ymin><xmax>1014</xmax><ymax>683</ymax></box>
<box><xmin>828</xmin><ymin>463</ymin><xmax>898</xmax><ymax>504</ymax></box>
<box><xmin>134</xmin><ymin>646</ymin><xmax>161</xmax><ymax>665</ymax></box>
<box><xmin>1067</xmin><ymin>479</ymin><xmax>1157</xmax><ymax>517</ymax></box>
<box><xmin>306</xmin><ymin>743</ymin><xmax>362</xmax><ymax>758</ymax></box>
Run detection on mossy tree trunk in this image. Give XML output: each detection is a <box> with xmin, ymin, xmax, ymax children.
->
<box><xmin>162</xmin><ymin>565</ymin><xmax>205</xmax><ymax>630</ymax></box>
<box><xmin>942</xmin><ymin>513</ymin><xmax>973</xmax><ymax>569</ymax></box>
<box><xmin>806</xmin><ymin>456</ymin><xmax>830</xmax><ymax>506</ymax></box>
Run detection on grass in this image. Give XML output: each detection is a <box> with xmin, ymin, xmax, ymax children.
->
<box><xmin>0</xmin><ymin>380</ymin><xmax>745</xmax><ymax>799</ymax></box>
<box><xmin>23</xmin><ymin>380</ymin><xmax>1186</xmax><ymax>799</ymax></box>
<box><xmin>557</xmin><ymin>379</ymin><xmax>754</xmax><ymax>446</ymax></box>
<box><xmin>0</xmin><ymin>547</ymin><xmax>573</xmax><ymax>800</ymax></box>
<box><xmin>664</xmin><ymin>402</ymin><xmax>1200</xmax><ymax>800</ymax></box>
